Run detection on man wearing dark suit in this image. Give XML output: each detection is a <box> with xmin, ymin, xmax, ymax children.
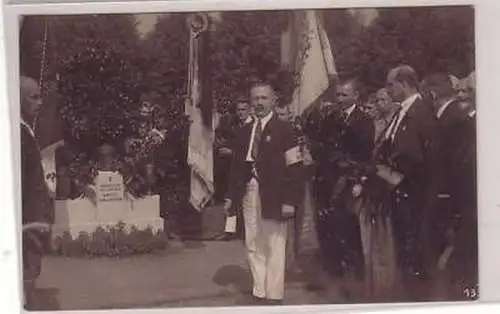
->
<box><xmin>214</xmin><ymin>99</ymin><xmax>251</xmax><ymax>202</ymax></box>
<box><xmin>376</xmin><ymin>65</ymin><xmax>439</xmax><ymax>297</ymax></box>
<box><xmin>224</xmin><ymin>81</ymin><xmax>302</xmax><ymax>305</ymax></box>
<box><xmin>421</xmin><ymin>73</ymin><xmax>477</xmax><ymax>299</ymax></box>
<box><xmin>315</xmin><ymin>79</ymin><xmax>374</xmax><ymax>277</ymax></box>
<box><xmin>215</xmin><ymin>99</ymin><xmax>252</xmax><ymax>240</ymax></box>
<box><xmin>20</xmin><ymin>76</ymin><xmax>54</xmax><ymax>308</ymax></box>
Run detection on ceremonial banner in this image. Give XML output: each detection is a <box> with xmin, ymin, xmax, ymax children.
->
<box><xmin>281</xmin><ymin>10</ymin><xmax>337</xmax><ymax>116</ymax></box>
<box><xmin>281</xmin><ymin>10</ymin><xmax>336</xmax><ymax>257</ymax></box>
<box><xmin>40</xmin><ymin>139</ymin><xmax>64</xmax><ymax>197</ymax></box>
<box><xmin>186</xmin><ymin>13</ymin><xmax>215</xmax><ymax>211</ymax></box>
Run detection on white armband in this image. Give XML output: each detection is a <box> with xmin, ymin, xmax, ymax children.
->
<box><xmin>285</xmin><ymin>146</ymin><xmax>302</xmax><ymax>166</ymax></box>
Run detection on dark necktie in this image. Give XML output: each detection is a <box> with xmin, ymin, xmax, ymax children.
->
<box><xmin>345</xmin><ymin>110</ymin><xmax>351</xmax><ymax>121</ymax></box>
<box><xmin>251</xmin><ymin>119</ymin><xmax>262</xmax><ymax>160</ymax></box>
<box><xmin>340</xmin><ymin>110</ymin><xmax>348</xmax><ymax>123</ymax></box>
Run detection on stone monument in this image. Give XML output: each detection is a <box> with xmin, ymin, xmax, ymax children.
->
<box><xmin>52</xmin><ymin>142</ymin><xmax>164</xmax><ymax>239</ymax></box>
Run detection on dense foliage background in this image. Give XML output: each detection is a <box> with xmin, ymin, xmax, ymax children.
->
<box><xmin>325</xmin><ymin>6</ymin><xmax>475</xmax><ymax>96</ymax></box>
<box><xmin>19</xmin><ymin>6</ymin><xmax>475</xmax><ymax>203</ymax></box>
<box><xmin>208</xmin><ymin>11</ymin><xmax>292</xmax><ymax>112</ymax></box>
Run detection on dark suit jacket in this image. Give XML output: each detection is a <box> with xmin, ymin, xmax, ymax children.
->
<box><xmin>379</xmin><ymin>96</ymin><xmax>439</xmax><ymax>207</ymax></box>
<box><xmin>316</xmin><ymin>105</ymin><xmax>374</xmax><ymax>166</ymax></box>
<box><xmin>436</xmin><ymin>100</ymin><xmax>472</xmax><ymax>196</ymax></box>
<box><xmin>313</xmin><ymin>106</ymin><xmax>374</xmax><ymax>207</ymax></box>
<box><xmin>340</xmin><ymin>106</ymin><xmax>375</xmax><ymax>163</ymax></box>
<box><xmin>374</xmin><ymin>96</ymin><xmax>440</xmax><ymax>271</ymax></box>
<box><xmin>450</xmin><ymin>111</ymin><xmax>477</xmax><ymax>282</ymax></box>
<box><xmin>227</xmin><ymin>114</ymin><xmax>303</xmax><ymax>221</ymax></box>
<box><xmin>21</xmin><ymin>124</ymin><xmax>54</xmax><ymax>225</ymax></box>
<box><xmin>214</xmin><ymin>115</ymin><xmax>253</xmax><ymax>158</ymax></box>
<box><xmin>435</xmin><ymin>100</ymin><xmax>477</xmax><ymax>236</ymax></box>
<box><xmin>215</xmin><ymin>115</ymin><xmax>234</xmax><ymax>151</ymax></box>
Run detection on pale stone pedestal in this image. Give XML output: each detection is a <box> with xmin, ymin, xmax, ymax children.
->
<box><xmin>52</xmin><ymin>195</ymin><xmax>163</xmax><ymax>239</ymax></box>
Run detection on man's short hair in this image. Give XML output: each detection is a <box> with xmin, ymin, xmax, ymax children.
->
<box><xmin>248</xmin><ymin>79</ymin><xmax>277</xmax><ymax>95</ymax></box>
<box><xmin>231</xmin><ymin>96</ymin><xmax>250</xmax><ymax>114</ymax></box>
<box><xmin>391</xmin><ymin>65</ymin><xmax>419</xmax><ymax>88</ymax></box>
<box><xmin>235</xmin><ymin>96</ymin><xmax>249</xmax><ymax>106</ymax></box>
<box><xmin>339</xmin><ymin>77</ymin><xmax>361</xmax><ymax>93</ymax></box>
<box><xmin>421</xmin><ymin>72</ymin><xmax>455</xmax><ymax>98</ymax></box>
<box><xmin>377</xmin><ymin>87</ymin><xmax>390</xmax><ymax>96</ymax></box>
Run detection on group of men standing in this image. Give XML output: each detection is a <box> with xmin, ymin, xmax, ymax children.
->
<box><xmin>20</xmin><ymin>62</ymin><xmax>476</xmax><ymax>308</ymax></box>
<box><xmin>214</xmin><ymin>64</ymin><xmax>476</xmax><ymax>304</ymax></box>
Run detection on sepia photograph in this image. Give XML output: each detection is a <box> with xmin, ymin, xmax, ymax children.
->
<box><xmin>16</xmin><ymin>4</ymin><xmax>477</xmax><ymax>311</ymax></box>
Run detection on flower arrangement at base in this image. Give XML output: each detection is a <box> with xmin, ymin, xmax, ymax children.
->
<box><xmin>51</xmin><ymin>222</ymin><xmax>168</xmax><ymax>258</ymax></box>
<box><xmin>120</xmin><ymin>94</ymin><xmax>173</xmax><ymax>199</ymax></box>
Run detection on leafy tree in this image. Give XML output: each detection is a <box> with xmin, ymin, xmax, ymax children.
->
<box><xmin>138</xmin><ymin>14</ymin><xmax>191</xmax><ymax>214</ymax></box>
<box><xmin>321</xmin><ymin>9</ymin><xmax>362</xmax><ymax>58</ymax></box>
<box><xmin>209</xmin><ymin>11</ymin><xmax>292</xmax><ymax>112</ymax></box>
<box><xmin>20</xmin><ymin>16</ymin><xmax>47</xmax><ymax>81</ymax></box>
<box><xmin>50</xmin><ymin>15</ymin><xmax>142</xmax><ymax>149</ymax></box>
<box><xmin>139</xmin><ymin>14</ymin><xmax>189</xmax><ymax>106</ymax></box>
<box><xmin>334</xmin><ymin>6</ymin><xmax>475</xmax><ymax>95</ymax></box>
<box><xmin>19</xmin><ymin>8</ymin><xmax>475</xmax><ymax>204</ymax></box>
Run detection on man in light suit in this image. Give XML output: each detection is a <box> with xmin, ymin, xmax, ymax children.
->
<box><xmin>225</xmin><ymin>81</ymin><xmax>302</xmax><ymax>305</ymax></box>
<box><xmin>20</xmin><ymin>76</ymin><xmax>54</xmax><ymax>308</ymax></box>
<box><xmin>376</xmin><ymin>65</ymin><xmax>439</xmax><ymax>298</ymax></box>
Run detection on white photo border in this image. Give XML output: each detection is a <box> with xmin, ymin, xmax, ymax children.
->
<box><xmin>2</xmin><ymin>0</ymin><xmax>500</xmax><ymax>313</ymax></box>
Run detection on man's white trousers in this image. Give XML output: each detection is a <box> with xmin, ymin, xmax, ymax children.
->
<box><xmin>242</xmin><ymin>178</ymin><xmax>288</xmax><ymax>300</ymax></box>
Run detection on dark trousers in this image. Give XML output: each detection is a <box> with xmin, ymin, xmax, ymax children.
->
<box><xmin>214</xmin><ymin>155</ymin><xmax>232</xmax><ymax>202</ymax></box>
<box><xmin>316</xmin><ymin>204</ymin><xmax>364</xmax><ymax>276</ymax></box>
<box><xmin>390</xmin><ymin>196</ymin><xmax>427</xmax><ymax>277</ymax></box>
<box><xmin>449</xmin><ymin>199</ymin><xmax>478</xmax><ymax>298</ymax></box>
<box><xmin>237</xmin><ymin>207</ymin><xmax>245</xmax><ymax>238</ymax></box>
<box><xmin>23</xmin><ymin>231</ymin><xmax>44</xmax><ymax>308</ymax></box>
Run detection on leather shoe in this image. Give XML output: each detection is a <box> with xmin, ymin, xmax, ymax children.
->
<box><xmin>213</xmin><ymin>233</ymin><xmax>237</xmax><ymax>241</ymax></box>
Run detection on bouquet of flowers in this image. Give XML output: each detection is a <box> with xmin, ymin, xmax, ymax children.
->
<box><xmin>67</xmin><ymin>152</ymin><xmax>99</xmax><ymax>200</ymax></box>
<box><xmin>122</xmin><ymin>126</ymin><xmax>167</xmax><ymax>198</ymax></box>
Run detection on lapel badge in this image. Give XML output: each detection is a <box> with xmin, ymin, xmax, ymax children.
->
<box><xmin>265</xmin><ymin>135</ymin><xmax>271</xmax><ymax>142</ymax></box>
<box><xmin>402</xmin><ymin>125</ymin><xmax>407</xmax><ymax>132</ymax></box>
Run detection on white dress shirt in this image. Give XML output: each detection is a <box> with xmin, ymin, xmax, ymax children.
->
<box><xmin>436</xmin><ymin>98</ymin><xmax>455</xmax><ymax>119</ymax></box>
<box><xmin>385</xmin><ymin>93</ymin><xmax>421</xmax><ymax>140</ymax></box>
<box><xmin>246</xmin><ymin>111</ymin><xmax>274</xmax><ymax>162</ymax></box>
<box><xmin>343</xmin><ymin>104</ymin><xmax>357</xmax><ymax>121</ymax></box>
<box><xmin>244</xmin><ymin>116</ymin><xmax>253</xmax><ymax>124</ymax></box>
<box><xmin>21</xmin><ymin>118</ymin><xmax>35</xmax><ymax>138</ymax></box>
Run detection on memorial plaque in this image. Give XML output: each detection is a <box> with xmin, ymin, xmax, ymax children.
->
<box><xmin>96</xmin><ymin>171</ymin><xmax>125</xmax><ymax>202</ymax></box>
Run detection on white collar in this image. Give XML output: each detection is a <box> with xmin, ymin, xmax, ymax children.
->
<box><xmin>245</xmin><ymin>111</ymin><xmax>274</xmax><ymax>162</ymax></box>
<box><xmin>20</xmin><ymin>118</ymin><xmax>35</xmax><ymax>138</ymax></box>
<box><xmin>385</xmin><ymin>94</ymin><xmax>420</xmax><ymax>140</ymax></box>
<box><xmin>343</xmin><ymin>104</ymin><xmax>356</xmax><ymax>119</ymax></box>
<box><xmin>244</xmin><ymin>116</ymin><xmax>253</xmax><ymax>124</ymax></box>
<box><xmin>437</xmin><ymin>98</ymin><xmax>455</xmax><ymax>119</ymax></box>
<box><xmin>255</xmin><ymin>110</ymin><xmax>274</xmax><ymax>129</ymax></box>
<box><xmin>400</xmin><ymin>93</ymin><xmax>420</xmax><ymax>114</ymax></box>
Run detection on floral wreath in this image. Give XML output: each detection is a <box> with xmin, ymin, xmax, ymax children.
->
<box><xmin>187</xmin><ymin>13</ymin><xmax>209</xmax><ymax>37</ymax></box>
